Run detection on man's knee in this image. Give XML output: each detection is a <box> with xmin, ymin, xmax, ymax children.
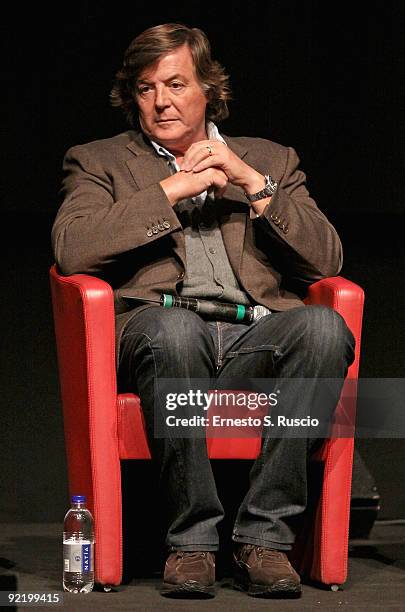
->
<box><xmin>155</xmin><ymin>308</ymin><xmax>213</xmax><ymax>355</ymax></box>
<box><xmin>299</xmin><ymin>305</ymin><xmax>355</xmax><ymax>357</ymax></box>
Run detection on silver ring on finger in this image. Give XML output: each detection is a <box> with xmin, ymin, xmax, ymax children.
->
<box><xmin>206</xmin><ymin>145</ymin><xmax>213</xmax><ymax>156</ymax></box>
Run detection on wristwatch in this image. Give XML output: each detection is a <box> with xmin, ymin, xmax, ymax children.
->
<box><xmin>244</xmin><ymin>174</ymin><xmax>278</xmax><ymax>203</ymax></box>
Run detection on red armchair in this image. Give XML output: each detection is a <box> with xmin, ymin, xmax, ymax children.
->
<box><xmin>49</xmin><ymin>265</ymin><xmax>364</xmax><ymax>590</ymax></box>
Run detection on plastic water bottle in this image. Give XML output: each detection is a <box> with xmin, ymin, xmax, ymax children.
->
<box><xmin>63</xmin><ymin>495</ymin><xmax>95</xmax><ymax>593</ymax></box>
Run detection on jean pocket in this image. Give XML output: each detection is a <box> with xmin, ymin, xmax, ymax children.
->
<box><xmin>225</xmin><ymin>344</ymin><xmax>282</xmax><ymax>359</ymax></box>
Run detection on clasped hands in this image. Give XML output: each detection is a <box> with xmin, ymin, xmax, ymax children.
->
<box><xmin>161</xmin><ymin>140</ymin><xmax>267</xmax><ymax>208</ymax></box>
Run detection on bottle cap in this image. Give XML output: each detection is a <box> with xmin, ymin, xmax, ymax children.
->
<box><xmin>71</xmin><ymin>495</ymin><xmax>86</xmax><ymax>503</ymax></box>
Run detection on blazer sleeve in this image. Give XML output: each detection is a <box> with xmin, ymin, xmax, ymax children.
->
<box><xmin>255</xmin><ymin>145</ymin><xmax>343</xmax><ymax>283</ymax></box>
<box><xmin>51</xmin><ymin>145</ymin><xmax>182</xmax><ymax>275</ymax></box>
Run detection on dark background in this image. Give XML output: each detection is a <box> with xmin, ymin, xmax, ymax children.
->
<box><xmin>1</xmin><ymin>1</ymin><xmax>404</xmax><ymax>523</ymax></box>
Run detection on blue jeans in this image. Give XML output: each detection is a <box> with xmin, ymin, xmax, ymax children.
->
<box><xmin>118</xmin><ymin>305</ymin><xmax>355</xmax><ymax>551</ymax></box>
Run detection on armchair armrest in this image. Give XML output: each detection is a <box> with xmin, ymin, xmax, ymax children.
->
<box><xmin>49</xmin><ymin>265</ymin><xmax>122</xmax><ymax>580</ymax></box>
<box><xmin>305</xmin><ymin>276</ymin><xmax>364</xmax><ymax>379</ymax></box>
<box><xmin>295</xmin><ymin>276</ymin><xmax>365</xmax><ymax>584</ymax></box>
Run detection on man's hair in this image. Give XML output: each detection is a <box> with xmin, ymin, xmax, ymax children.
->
<box><xmin>110</xmin><ymin>23</ymin><xmax>231</xmax><ymax>127</ymax></box>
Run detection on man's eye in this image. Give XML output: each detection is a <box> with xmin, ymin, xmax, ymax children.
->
<box><xmin>138</xmin><ymin>86</ymin><xmax>151</xmax><ymax>95</ymax></box>
<box><xmin>170</xmin><ymin>82</ymin><xmax>184</xmax><ymax>89</ymax></box>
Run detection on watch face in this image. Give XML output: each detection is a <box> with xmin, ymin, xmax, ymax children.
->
<box><xmin>264</xmin><ymin>175</ymin><xmax>277</xmax><ymax>194</ymax></box>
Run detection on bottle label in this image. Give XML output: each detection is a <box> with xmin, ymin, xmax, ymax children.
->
<box><xmin>63</xmin><ymin>541</ymin><xmax>93</xmax><ymax>573</ymax></box>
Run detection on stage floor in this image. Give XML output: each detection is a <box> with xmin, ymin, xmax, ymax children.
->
<box><xmin>0</xmin><ymin>522</ymin><xmax>404</xmax><ymax>611</ymax></box>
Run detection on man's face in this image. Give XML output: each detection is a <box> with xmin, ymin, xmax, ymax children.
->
<box><xmin>135</xmin><ymin>44</ymin><xmax>208</xmax><ymax>155</ymax></box>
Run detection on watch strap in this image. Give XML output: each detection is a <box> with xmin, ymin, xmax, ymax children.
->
<box><xmin>244</xmin><ymin>174</ymin><xmax>278</xmax><ymax>203</ymax></box>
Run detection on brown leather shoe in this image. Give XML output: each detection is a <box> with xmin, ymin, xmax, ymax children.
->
<box><xmin>161</xmin><ymin>551</ymin><xmax>216</xmax><ymax>598</ymax></box>
<box><xmin>233</xmin><ymin>544</ymin><xmax>301</xmax><ymax>597</ymax></box>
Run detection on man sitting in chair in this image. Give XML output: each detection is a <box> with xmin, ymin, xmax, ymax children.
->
<box><xmin>52</xmin><ymin>23</ymin><xmax>355</xmax><ymax>599</ymax></box>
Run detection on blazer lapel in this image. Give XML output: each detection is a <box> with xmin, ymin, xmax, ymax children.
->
<box><xmin>126</xmin><ymin>135</ymin><xmax>172</xmax><ymax>190</ymax></box>
<box><xmin>125</xmin><ymin>134</ymin><xmax>186</xmax><ymax>267</ymax></box>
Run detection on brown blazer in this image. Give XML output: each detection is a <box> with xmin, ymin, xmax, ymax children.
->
<box><xmin>52</xmin><ymin>130</ymin><xmax>342</xmax><ymax>356</ymax></box>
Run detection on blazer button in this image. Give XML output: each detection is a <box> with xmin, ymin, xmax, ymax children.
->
<box><xmin>283</xmin><ymin>227</ymin><xmax>289</xmax><ymax>234</ymax></box>
<box><xmin>158</xmin><ymin>223</ymin><xmax>164</xmax><ymax>231</ymax></box>
<box><xmin>146</xmin><ymin>229</ymin><xmax>153</xmax><ymax>237</ymax></box>
<box><xmin>273</xmin><ymin>218</ymin><xmax>280</xmax><ymax>225</ymax></box>
<box><xmin>152</xmin><ymin>225</ymin><xmax>159</xmax><ymax>234</ymax></box>
<box><xmin>177</xmin><ymin>272</ymin><xmax>185</xmax><ymax>280</ymax></box>
<box><xmin>163</xmin><ymin>220</ymin><xmax>171</xmax><ymax>229</ymax></box>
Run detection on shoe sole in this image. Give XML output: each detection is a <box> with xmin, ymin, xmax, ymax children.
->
<box><xmin>234</xmin><ymin>577</ymin><xmax>302</xmax><ymax>598</ymax></box>
<box><xmin>161</xmin><ymin>580</ymin><xmax>215</xmax><ymax>599</ymax></box>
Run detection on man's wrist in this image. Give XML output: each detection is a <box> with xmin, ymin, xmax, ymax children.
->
<box><xmin>240</xmin><ymin>170</ymin><xmax>266</xmax><ymax>195</ymax></box>
<box><xmin>244</xmin><ymin>174</ymin><xmax>278</xmax><ymax>204</ymax></box>
<box><xmin>160</xmin><ymin>175</ymin><xmax>181</xmax><ymax>206</ymax></box>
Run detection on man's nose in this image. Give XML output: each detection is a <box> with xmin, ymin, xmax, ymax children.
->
<box><xmin>155</xmin><ymin>86</ymin><xmax>171</xmax><ymax>109</ymax></box>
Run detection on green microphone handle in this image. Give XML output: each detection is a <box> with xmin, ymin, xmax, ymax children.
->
<box><xmin>121</xmin><ymin>294</ymin><xmax>271</xmax><ymax>323</ymax></box>
<box><xmin>161</xmin><ymin>294</ymin><xmax>254</xmax><ymax>323</ymax></box>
